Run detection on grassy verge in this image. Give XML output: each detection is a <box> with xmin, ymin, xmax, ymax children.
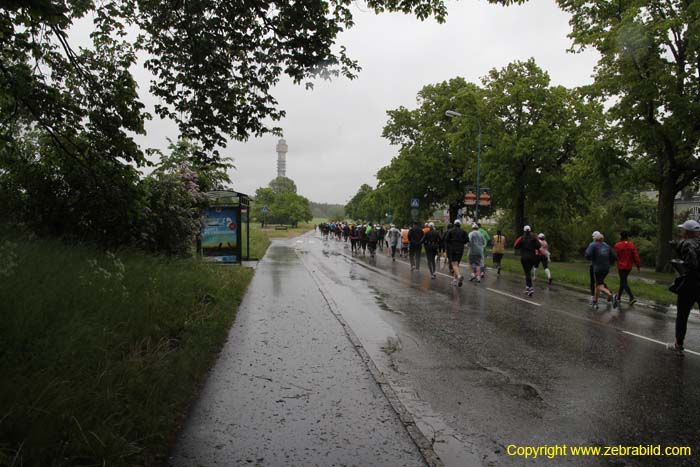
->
<box><xmin>0</xmin><ymin>235</ymin><xmax>254</xmax><ymax>466</ymax></box>
<box><xmin>249</xmin><ymin>221</ymin><xmax>318</xmax><ymax>257</ymax></box>
<box><xmin>495</xmin><ymin>254</ymin><xmax>676</xmax><ymax>305</ymax></box>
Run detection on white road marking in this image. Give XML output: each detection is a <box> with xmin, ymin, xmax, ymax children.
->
<box><xmin>339</xmin><ymin>249</ymin><xmax>699</xmax><ymax>358</ymax></box>
<box><xmin>622</xmin><ymin>331</ymin><xmax>700</xmax><ymax>357</ymax></box>
<box><xmin>486</xmin><ymin>288</ymin><xmax>541</xmax><ymax>307</ymax></box>
<box><xmin>358</xmin><ymin>255</ymin><xmax>543</xmax><ymax>306</ymax></box>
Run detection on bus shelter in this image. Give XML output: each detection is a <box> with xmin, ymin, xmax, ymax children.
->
<box><xmin>200</xmin><ymin>190</ymin><xmax>250</xmax><ymax>263</ymax></box>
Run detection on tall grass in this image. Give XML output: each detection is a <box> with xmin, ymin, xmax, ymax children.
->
<box><xmin>0</xmin><ymin>235</ymin><xmax>253</xmax><ymax>466</ymax></box>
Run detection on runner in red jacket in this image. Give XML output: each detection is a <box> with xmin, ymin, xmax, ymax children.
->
<box><xmin>613</xmin><ymin>231</ymin><xmax>641</xmax><ymax>306</ymax></box>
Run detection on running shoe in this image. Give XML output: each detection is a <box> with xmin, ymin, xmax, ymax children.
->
<box><xmin>458</xmin><ymin>275</ymin><xmax>464</xmax><ymax>287</ymax></box>
<box><xmin>590</xmin><ymin>299</ymin><xmax>598</xmax><ymax>309</ymax></box>
<box><xmin>527</xmin><ymin>288</ymin><xmax>534</xmax><ymax>297</ymax></box>
<box><xmin>612</xmin><ymin>294</ymin><xmax>619</xmax><ymax>309</ymax></box>
<box><xmin>469</xmin><ymin>274</ymin><xmax>476</xmax><ymax>282</ymax></box>
<box><xmin>452</xmin><ymin>278</ymin><xmax>458</xmax><ymax>286</ymax></box>
<box><xmin>431</xmin><ymin>273</ymin><xmax>436</xmax><ymax>279</ymax></box>
<box><xmin>666</xmin><ymin>342</ymin><xmax>684</xmax><ymax>356</ymax></box>
<box><xmin>476</xmin><ymin>277</ymin><xmax>481</xmax><ymax>283</ymax></box>
<box><xmin>629</xmin><ymin>298</ymin><xmax>637</xmax><ymax>305</ymax></box>
<box><xmin>548</xmin><ymin>278</ymin><xmax>552</xmax><ymax>286</ymax></box>
<box><xmin>497</xmin><ymin>268</ymin><xmax>501</xmax><ymax>275</ymax></box>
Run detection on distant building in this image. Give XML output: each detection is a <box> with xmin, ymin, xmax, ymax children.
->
<box><xmin>276</xmin><ymin>139</ymin><xmax>288</xmax><ymax>178</ymax></box>
<box><xmin>676</xmin><ymin>191</ymin><xmax>700</xmax><ymax>220</ymax></box>
<box><xmin>640</xmin><ymin>190</ymin><xmax>700</xmax><ymax>220</ymax></box>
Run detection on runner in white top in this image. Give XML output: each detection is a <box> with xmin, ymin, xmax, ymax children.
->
<box><xmin>533</xmin><ymin>233</ymin><xmax>552</xmax><ymax>286</ymax></box>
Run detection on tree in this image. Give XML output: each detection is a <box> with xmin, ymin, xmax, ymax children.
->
<box><xmin>269</xmin><ymin>176</ymin><xmax>297</xmax><ymax>194</ymax></box>
<box><xmin>375</xmin><ymin>61</ymin><xmax>615</xmax><ymax>256</ymax></box>
<box><xmin>481</xmin><ymin>59</ymin><xmax>606</xmax><ymax>235</ymax></box>
<box><xmin>555</xmin><ymin>0</ymin><xmax>700</xmax><ymax>270</ymax></box>
<box><xmin>382</xmin><ymin>79</ymin><xmax>486</xmax><ymax>222</ymax></box>
<box><xmin>253</xmin><ymin>179</ymin><xmax>311</xmax><ymax>226</ymax></box>
<box><xmin>345</xmin><ymin>183</ymin><xmax>373</xmax><ymax>220</ymax></box>
<box><xmin>153</xmin><ymin>139</ymin><xmax>234</xmax><ymax>192</ymax></box>
<box><xmin>356</xmin><ymin>186</ymin><xmax>390</xmax><ymax>223</ymax></box>
<box><xmin>269</xmin><ymin>192</ymin><xmax>313</xmax><ymax>227</ymax></box>
<box><xmin>2</xmin><ymin>1</ymin><xmax>450</xmax><ymax>156</ymax></box>
<box><xmin>1</xmin><ymin>0</ymin><xmax>451</xmax><ymax>250</ymax></box>
<box><xmin>0</xmin><ymin>126</ymin><xmax>146</xmax><ymax>247</ymax></box>
<box><xmin>309</xmin><ymin>201</ymin><xmax>345</xmax><ymax>220</ymax></box>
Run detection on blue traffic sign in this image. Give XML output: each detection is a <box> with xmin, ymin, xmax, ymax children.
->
<box><xmin>410</xmin><ymin>198</ymin><xmax>420</xmax><ymax>208</ymax></box>
<box><xmin>261</xmin><ymin>206</ymin><xmax>269</xmax><ymax>214</ymax></box>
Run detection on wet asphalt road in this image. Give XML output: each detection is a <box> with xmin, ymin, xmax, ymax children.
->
<box><xmin>297</xmin><ymin>232</ymin><xmax>700</xmax><ymax>467</ymax></box>
<box><xmin>170</xmin><ymin>240</ymin><xmax>428</xmax><ymax>467</ymax></box>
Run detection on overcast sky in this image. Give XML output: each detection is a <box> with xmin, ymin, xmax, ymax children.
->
<box><xmin>132</xmin><ymin>0</ymin><xmax>600</xmax><ymax>205</ymax></box>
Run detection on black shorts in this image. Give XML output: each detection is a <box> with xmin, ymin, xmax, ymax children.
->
<box><xmin>493</xmin><ymin>253</ymin><xmax>504</xmax><ymax>262</ymax></box>
<box><xmin>449</xmin><ymin>250</ymin><xmax>464</xmax><ymax>263</ymax></box>
<box><xmin>594</xmin><ymin>271</ymin><xmax>608</xmax><ymax>285</ymax></box>
<box><xmin>535</xmin><ymin>256</ymin><xmax>549</xmax><ymax>269</ymax></box>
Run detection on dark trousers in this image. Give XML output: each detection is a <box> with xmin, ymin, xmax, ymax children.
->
<box><xmin>390</xmin><ymin>245</ymin><xmax>397</xmax><ymax>258</ymax></box>
<box><xmin>409</xmin><ymin>244</ymin><xmax>422</xmax><ymax>269</ymax></box>
<box><xmin>425</xmin><ymin>247</ymin><xmax>437</xmax><ymax>274</ymax></box>
<box><xmin>521</xmin><ymin>258</ymin><xmax>536</xmax><ymax>288</ymax></box>
<box><xmin>368</xmin><ymin>241</ymin><xmax>377</xmax><ymax>256</ymax></box>
<box><xmin>618</xmin><ymin>269</ymin><xmax>634</xmax><ymax>300</ymax></box>
<box><xmin>676</xmin><ymin>289</ymin><xmax>700</xmax><ymax>346</ymax></box>
<box><xmin>493</xmin><ymin>253</ymin><xmax>504</xmax><ymax>266</ymax></box>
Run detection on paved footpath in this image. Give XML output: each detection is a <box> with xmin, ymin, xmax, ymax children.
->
<box><xmin>169</xmin><ymin>239</ymin><xmax>432</xmax><ymax>467</ymax></box>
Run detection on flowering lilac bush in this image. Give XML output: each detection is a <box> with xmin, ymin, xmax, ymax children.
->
<box><xmin>139</xmin><ymin>163</ymin><xmax>204</xmax><ymax>256</ymax></box>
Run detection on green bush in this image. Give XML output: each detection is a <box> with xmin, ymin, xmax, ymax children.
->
<box><xmin>634</xmin><ymin>236</ymin><xmax>657</xmax><ymax>267</ymax></box>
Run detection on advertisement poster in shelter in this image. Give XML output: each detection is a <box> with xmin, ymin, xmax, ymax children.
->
<box><xmin>202</xmin><ymin>206</ymin><xmax>239</xmax><ymax>262</ymax></box>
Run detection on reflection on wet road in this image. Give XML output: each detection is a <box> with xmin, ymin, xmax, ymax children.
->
<box><xmin>297</xmin><ymin>232</ymin><xmax>700</xmax><ymax>467</ymax></box>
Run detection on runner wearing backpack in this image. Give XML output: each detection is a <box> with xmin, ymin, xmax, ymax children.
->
<box><xmin>367</xmin><ymin>224</ymin><xmax>379</xmax><ymax>258</ymax></box>
<box><xmin>584</xmin><ymin>231</ymin><xmax>617</xmax><ymax>309</ymax></box>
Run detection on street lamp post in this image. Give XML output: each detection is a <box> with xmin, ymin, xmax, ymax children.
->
<box><xmin>445</xmin><ymin>110</ymin><xmax>481</xmax><ymax>223</ymax></box>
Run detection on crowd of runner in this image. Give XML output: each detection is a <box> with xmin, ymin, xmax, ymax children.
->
<box><xmin>318</xmin><ymin>220</ymin><xmax>549</xmax><ymax>292</ymax></box>
<box><xmin>316</xmin><ymin>219</ymin><xmax>658</xmax><ymax>304</ymax></box>
<box><xmin>316</xmin><ymin>219</ymin><xmax>700</xmax><ymax>357</ymax></box>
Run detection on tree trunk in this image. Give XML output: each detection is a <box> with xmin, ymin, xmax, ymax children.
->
<box><xmin>514</xmin><ymin>187</ymin><xmax>526</xmax><ymax>235</ymax></box>
<box><xmin>655</xmin><ymin>179</ymin><xmax>677</xmax><ymax>272</ymax></box>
